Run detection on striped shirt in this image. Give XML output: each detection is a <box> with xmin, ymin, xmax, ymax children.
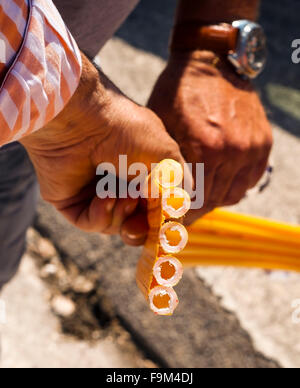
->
<box><xmin>0</xmin><ymin>0</ymin><xmax>82</xmax><ymax>146</ymax></box>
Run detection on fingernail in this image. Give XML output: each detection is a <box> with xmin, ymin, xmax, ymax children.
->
<box><xmin>122</xmin><ymin>231</ymin><xmax>147</xmax><ymax>247</ymax></box>
<box><xmin>106</xmin><ymin>199</ymin><xmax>116</xmax><ymax>212</ymax></box>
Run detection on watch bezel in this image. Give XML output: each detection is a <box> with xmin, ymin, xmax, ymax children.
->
<box><xmin>228</xmin><ymin>20</ymin><xmax>267</xmax><ymax>79</ymax></box>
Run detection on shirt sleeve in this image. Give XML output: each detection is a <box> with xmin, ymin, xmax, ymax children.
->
<box><xmin>0</xmin><ymin>0</ymin><xmax>82</xmax><ymax>146</ymax></box>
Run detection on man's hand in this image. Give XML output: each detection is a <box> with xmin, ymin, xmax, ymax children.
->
<box><xmin>148</xmin><ymin>51</ymin><xmax>273</xmax><ymax>224</ymax></box>
<box><xmin>21</xmin><ymin>54</ymin><xmax>187</xmax><ymax>245</ymax></box>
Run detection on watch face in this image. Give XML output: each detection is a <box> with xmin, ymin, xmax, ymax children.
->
<box><xmin>245</xmin><ymin>27</ymin><xmax>267</xmax><ymax>74</ymax></box>
<box><xmin>229</xmin><ymin>21</ymin><xmax>267</xmax><ymax>79</ymax></box>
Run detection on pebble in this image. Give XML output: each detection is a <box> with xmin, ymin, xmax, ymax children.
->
<box><xmin>38</xmin><ymin>239</ymin><xmax>57</xmax><ymax>259</ymax></box>
<box><xmin>72</xmin><ymin>276</ymin><xmax>94</xmax><ymax>294</ymax></box>
<box><xmin>51</xmin><ymin>295</ymin><xmax>76</xmax><ymax>317</ymax></box>
<box><xmin>40</xmin><ymin>263</ymin><xmax>58</xmax><ymax>278</ymax></box>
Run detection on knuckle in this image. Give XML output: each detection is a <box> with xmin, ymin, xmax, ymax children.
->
<box><xmin>256</xmin><ymin>131</ymin><xmax>273</xmax><ymax>149</ymax></box>
<box><xmin>226</xmin><ymin>136</ymin><xmax>251</xmax><ymax>154</ymax></box>
<box><xmin>206</xmin><ymin>132</ymin><xmax>226</xmax><ymax>152</ymax></box>
<box><xmin>191</xmin><ymin>128</ymin><xmax>226</xmax><ymax>153</ymax></box>
<box><xmin>163</xmin><ymin>141</ymin><xmax>182</xmax><ymax>161</ymax></box>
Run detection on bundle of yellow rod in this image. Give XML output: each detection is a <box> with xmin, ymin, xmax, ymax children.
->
<box><xmin>178</xmin><ymin>209</ymin><xmax>300</xmax><ymax>273</ymax></box>
<box><xmin>136</xmin><ymin>160</ymin><xmax>190</xmax><ymax>316</ymax></box>
<box><xmin>136</xmin><ymin>159</ymin><xmax>300</xmax><ymax>316</ymax></box>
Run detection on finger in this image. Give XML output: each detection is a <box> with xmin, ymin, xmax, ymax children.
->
<box><xmin>223</xmin><ymin>153</ymin><xmax>271</xmax><ymax>206</ymax></box>
<box><xmin>183</xmin><ymin>203</ymin><xmax>216</xmax><ymax>226</ymax></box>
<box><xmin>103</xmin><ymin>198</ymin><xmax>139</xmax><ymax>235</ymax></box>
<box><xmin>207</xmin><ymin>162</ymin><xmax>239</xmax><ymax>205</ymax></box>
<box><xmin>177</xmin><ymin>154</ymin><xmax>194</xmax><ymax>195</ymax></box>
<box><xmin>59</xmin><ymin>196</ymin><xmax>117</xmax><ymax>232</ymax></box>
<box><xmin>198</xmin><ymin>165</ymin><xmax>217</xmax><ymax>208</ymax></box>
<box><xmin>223</xmin><ymin>165</ymin><xmax>254</xmax><ymax>205</ymax></box>
<box><xmin>121</xmin><ymin>209</ymin><xmax>149</xmax><ymax>246</ymax></box>
<box><xmin>184</xmin><ymin>161</ymin><xmax>238</xmax><ymax>224</ymax></box>
<box><xmin>183</xmin><ymin>165</ymin><xmax>217</xmax><ymax>225</ymax></box>
<box><xmin>248</xmin><ymin>155</ymin><xmax>270</xmax><ymax>189</ymax></box>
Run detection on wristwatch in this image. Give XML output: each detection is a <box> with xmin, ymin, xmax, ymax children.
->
<box><xmin>171</xmin><ymin>20</ymin><xmax>267</xmax><ymax>79</ymax></box>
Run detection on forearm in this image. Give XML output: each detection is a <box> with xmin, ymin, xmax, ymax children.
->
<box><xmin>175</xmin><ymin>0</ymin><xmax>260</xmax><ymax>24</ymax></box>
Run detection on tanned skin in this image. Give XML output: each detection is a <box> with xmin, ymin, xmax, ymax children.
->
<box><xmin>149</xmin><ymin>0</ymin><xmax>272</xmax><ymax>224</ymax></box>
<box><xmin>21</xmin><ymin>54</ymin><xmax>189</xmax><ymax>246</ymax></box>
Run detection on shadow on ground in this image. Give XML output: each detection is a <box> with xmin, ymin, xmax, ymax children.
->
<box><xmin>116</xmin><ymin>0</ymin><xmax>300</xmax><ymax>137</ymax></box>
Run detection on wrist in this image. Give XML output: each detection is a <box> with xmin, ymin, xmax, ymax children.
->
<box><xmin>169</xmin><ymin>50</ymin><xmax>222</xmax><ymax>67</ymax></box>
<box><xmin>167</xmin><ymin>50</ymin><xmax>252</xmax><ymax>90</ymax></box>
<box><xmin>170</xmin><ymin>12</ymin><xmax>267</xmax><ymax>80</ymax></box>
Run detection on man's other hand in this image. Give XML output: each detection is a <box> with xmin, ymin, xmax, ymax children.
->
<box><xmin>148</xmin><ymin>51</ymin><xmax>273</xmax><ymax>224</ymax></box>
